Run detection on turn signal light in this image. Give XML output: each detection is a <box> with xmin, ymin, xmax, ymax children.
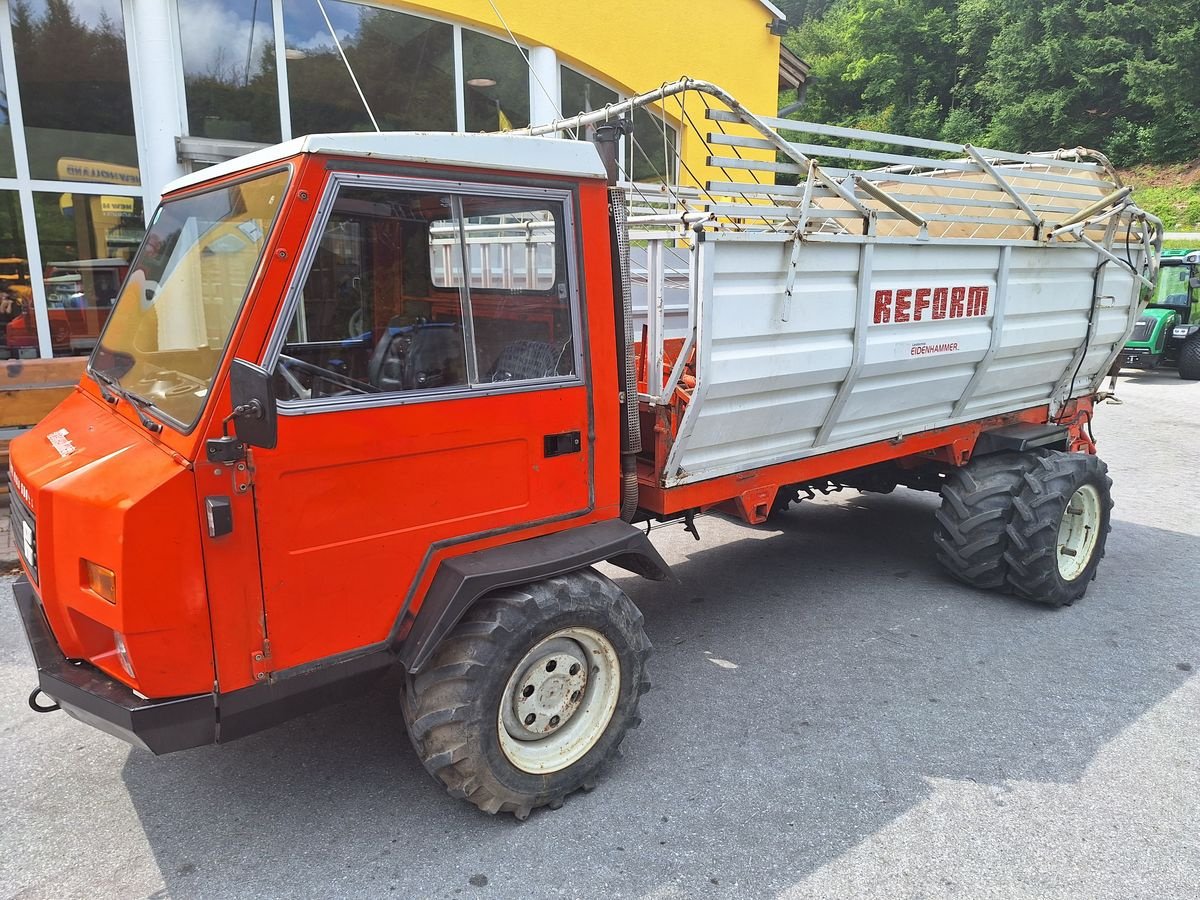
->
<box><xmin>84</xmin><ymin>561</ymin><xmax>117</xmax><ymax>603</ymax></box>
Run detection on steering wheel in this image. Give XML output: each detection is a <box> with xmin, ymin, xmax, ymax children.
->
<box><xmin>277</xmin><ymin>354</ymin><xmax>380</xmax><ymax>399</ymax></box>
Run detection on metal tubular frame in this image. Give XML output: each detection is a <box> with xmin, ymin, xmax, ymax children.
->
<box><xmin>520</xmin><ymin>78</ymin><xmax>1164</xmax><ymax>457</ymax></box>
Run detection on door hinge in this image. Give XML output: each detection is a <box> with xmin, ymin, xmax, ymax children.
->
<box><xmin>233</xmin><ymin>457</ymin><xmax>254</xmax><ymax>494</ymax></box>
<box><xmin>251</xmin><ymin>640</ymin><xmax>273</xmax><ymax>682</ymax></box>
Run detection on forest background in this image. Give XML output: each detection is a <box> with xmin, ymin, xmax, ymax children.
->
<box><xmin>776</xmin><ymin>0</ymin><xmax>1200</xmax><ymax>231</ymax></box>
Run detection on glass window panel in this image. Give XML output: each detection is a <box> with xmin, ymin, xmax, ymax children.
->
<box><xmin>11</xmin><ymin>1</ymin><xmax>138</xmax><ymax>184</ymax></box>
<box><xmin>92</xmin><ymin>171</ymin><xmax>287</xmax><ymax>429</ymax></box>
<box><xmin>458</xmin><ymin>195</ymin><xmax>573</xmax><ymax>382</ymax></box>
<box><xmin>33</xmin><ymin>191</ymin><xmax>144</xmax><ymax>358</ymax></box>
<box><xmin>0</xmin><ymin>41</ymin><xmax>15</xmax><ymax>177</ymax></box>
<box><xmin>559</xmin><ymin>66</ymin><xmax>618</xmax><ymax>142</ymax></box>
<box><xmin>178</xmin><ymin>0</ymin><xmax>281</xmax><ymax>143</ymax></box>
<box><xmin>630</xmin><ymin>107</ymin><xmax>677</xmax><ymax>183</ymax></box>
<box><xmin>463</xmin><ymin>30</ymin><xmax>529</xmax><ymax>132</ymax></box>
<box><xmin>276</xmin><ymin>185</ymin><xmax>468</xmax><ymax>400</ymax></box>
<box><xmin>0</xmin><ymin>192</ymin><xmax>32</xmax><ymax>358</ymax></box>
<box><xmin>283</xmin><ymin>1</ymin><xmax>455</xmax><ymax>136</ymax></box>
<box><xmin>275</xmin><ymin>184</ymin><xmax>573</xmax><ymax>402</ymax></box>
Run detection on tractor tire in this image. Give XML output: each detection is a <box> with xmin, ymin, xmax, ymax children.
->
<box><xmin>401</xmin><ymin>569</ymin><xmax>651</xmax><ymax>820</ymax></box>
<box><xmin>1004</xmin><ymin>452</ymin><xmax>1113</xmax><ymax>607</ymax></box>
<box><xmin>1178</xmin><ymin>335</ymin><xmax>1200</xmax><ymax>380</ymax></box>
<box><xmin>933</xmin><ymin>451</ymin><xmax>1046</xmax><ymax>590</ymax></box>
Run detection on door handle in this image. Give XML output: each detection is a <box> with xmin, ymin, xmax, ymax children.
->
<box><xmin>543</xmin><ymin>431</ymin><xmax>581</xmax><ymax>458</ymax></box>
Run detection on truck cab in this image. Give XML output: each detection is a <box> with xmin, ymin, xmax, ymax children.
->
<box><xmin>1122</xmin><ymin>248</ymin><xmax>1200</xmax><ymax>378</ymax></box>
<box><xmin>9</xmin><ymin>132</ymin><xmax>663</xmax><ymax>760</ymax></box>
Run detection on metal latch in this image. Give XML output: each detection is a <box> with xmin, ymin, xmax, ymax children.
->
<box><xmin>544</xmin><ymin>431</ymin><xmax>582</xmax><ymax>458</ymax></box>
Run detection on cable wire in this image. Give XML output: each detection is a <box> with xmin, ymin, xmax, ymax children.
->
<box><xmin>485</xmin><ymin>0</ymin><xmax>562</xmax><ymax>123</ymax></box>
<box><xmin>316</xmin><ymin>0</ymin><xmax>380</xmax><ymax>132</ymax></box>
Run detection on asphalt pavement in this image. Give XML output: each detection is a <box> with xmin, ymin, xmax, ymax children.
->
<box><xmin>2</xmin><ymin>369</ymin><xmax>1198</xmax><ymax>899</ymax></box>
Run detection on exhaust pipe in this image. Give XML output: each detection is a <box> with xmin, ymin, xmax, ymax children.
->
<box><xmin>593</xmin><ymin>120</ymin><xmax>642</xmax><ymax>522</ymax></box>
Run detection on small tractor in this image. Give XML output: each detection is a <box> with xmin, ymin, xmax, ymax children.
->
<box><xmin>1121</xmin><ymin>248</ymin><xmax>1200</xmax><ymax>379</ymax></box>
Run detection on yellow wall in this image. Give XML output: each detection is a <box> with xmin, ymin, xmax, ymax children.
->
<box><xmin>392</xmin><ymin>0</ymin><xmax>782</xmax><ymax>185</ymax></box>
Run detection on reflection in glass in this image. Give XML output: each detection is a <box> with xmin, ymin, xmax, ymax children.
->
<box><xmin>0</xmin><ymin>192</ymin><xmax>32</xmax><ymax>358</ymax></box>
<box><xmin>0</xmin><ymin>41</ymin><xmax>15</xmax><ymax>177</ymax></box>
<box><xmin>630</xmin><ymin>106</ymin><xmax>678</xmax><ymax>183</ymax></box>
<box><xmin>560</xmin><ymin>67</ymin><xmax>618</xmax><ymax>142</ymax></box>
<box><xmin>463</xmin><ymin>30</ymin><xmax>529</xmax><ymax>133</ymax></box>
<box><xmin>284</xmin><ymin>0</ymin><xmax>455</xmax><ymax>136</ymax></box>
<box><xmin>92</xmin><ymin>171</ymin><xmax>288</xmax><ymax>429</ymax></box>
<box><xmin>33</xmin><ymin>192</ymin><xmax>144</xmax><ymax>358</ymax></box>
<box><xmin>11</xmin><ymin>0</ymin><xmax>138</xmax><ymax>184</ymax></box>
<box><xmin>178</xmin><ymin>0</ymin><xmax>281</xmax><ymax>143</ymax></box>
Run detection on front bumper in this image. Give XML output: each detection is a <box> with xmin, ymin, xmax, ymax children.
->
<box><xmin>12</xmin><ymin>575</ymin><xmax>216</xmax><ymax>754</ymax></box>
<box><xmin>1120</xmin><ymin>348</ymin><xmax>1159</xmax><ymax>369</ymax></box>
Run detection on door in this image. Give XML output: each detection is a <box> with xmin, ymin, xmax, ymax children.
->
<box><xmin>248</xmin><ymin>172</ymin><xmax>593</xmax><ymax>672</ymax></box>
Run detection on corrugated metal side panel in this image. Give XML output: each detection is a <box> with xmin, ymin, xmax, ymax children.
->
<box><xmin>665</xmin><ymin>239</ymin><xmax>1142</xmax><ymax>486</ymax></box>
<box><xmin>665</xmin><ymin>241</ymin><xmax>858</xmax><ymax>478</ymax></box>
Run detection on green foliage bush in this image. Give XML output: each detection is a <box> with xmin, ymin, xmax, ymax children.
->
<box><xmin>783</xmin><ymin>0</ymin><xmax>1200</xmax><ymax>166</ymax></box>
<box><xmin>1133</xmin><ymin>185</ymin><xmax>1200</xmax><ymax>230</ymax></box>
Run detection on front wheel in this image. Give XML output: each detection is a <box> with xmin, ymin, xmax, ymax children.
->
<box><xmin>401</xmin><ymin>569</ymin><xmax>651</xmax><ymax>819</ymax></box>
<box><xmin>1004</xmin><ymin>452</ymin><xmax>1113</xmax><ymax>606</ymax></box>
<box><xmin>1178</xmin><ymin>335</ymin><xmax>1200</xmax><ymax>380</ymax></box>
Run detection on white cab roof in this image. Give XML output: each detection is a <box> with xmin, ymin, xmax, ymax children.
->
<box><xmin>163</xmin><ymin>132</ymin><xmax>608</xmax><ymax>195</ymax></box>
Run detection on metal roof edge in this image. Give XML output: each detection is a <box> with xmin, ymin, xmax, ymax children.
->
<box><xmin>163</xmin><ymin>132</ymin><xmax>607</xmax><ymax>196</ymax></box>
<box><xmin>759</xmin><ymin>0</ymin><xmax>786</xmax><ymax>20</ymax></box>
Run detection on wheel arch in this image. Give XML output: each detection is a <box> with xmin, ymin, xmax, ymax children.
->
<box><xmin>398</xmin><ymin>520</ymin><xmax>670</xmax><ymax>673</ymax></box>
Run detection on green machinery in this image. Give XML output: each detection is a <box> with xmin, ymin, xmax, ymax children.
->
<box><xmin>1122</xmin><ymin>249</ymin><xmax>1200</xmax><ymax>380</ymax></box>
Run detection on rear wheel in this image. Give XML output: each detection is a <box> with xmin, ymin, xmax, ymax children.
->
<box><xmin>1179</xmin><ymin>335</ymin><xmax>1200</xmax><ymax>380</ymax></box>
<box><xmin>1004</xmin><ymin>452</ymin><xmax>1113</xmax><ymax>606</ymax></box>
<box><xmin>933</xmin><ymin>451</ymin><xmax>1046</xmax><ymax>590</ymax></box>
<box><xmin>401</xmin><ymin>569</ymin><xmax>651</xmax><ymax>819</ymax></box>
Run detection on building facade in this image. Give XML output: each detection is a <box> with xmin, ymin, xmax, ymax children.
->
<box><xmin>0</xmin><ymin>0</ymin><xmax>790</xmax><ymax>360</ymax></box>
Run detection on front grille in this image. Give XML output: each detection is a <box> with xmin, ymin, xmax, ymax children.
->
<box><xmin>8</xmin><ymin>486</ymin><xmax>37</xmax><ymax>585</ymax></box>
<box><xmin>1130</xmin><ymin>316</ymin><xmax>1155</xmax><ymax>342</ymax></box>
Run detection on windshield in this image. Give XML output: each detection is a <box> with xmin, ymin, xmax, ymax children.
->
<box><xmin>91</xmin><ymin>169</ymin><xmax>290</xmax><ymax>431</ymax></box>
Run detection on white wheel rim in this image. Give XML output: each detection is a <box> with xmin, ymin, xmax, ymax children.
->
<box><xmin>1057</xmin><ymin>483</ymin><xmax>1102</xmax><ymax>581</ymax></box>
<box><xmin>498</xmin><ymin>627</ymin><xmax>621</xmax><ymax>775</ymax></box>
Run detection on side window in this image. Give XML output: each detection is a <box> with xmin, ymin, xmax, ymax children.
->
<box><xmin>454</xmin><ymin>197</ymin><xmax>574</xmax><ymax>383</ymax></box>
<box><xmin>274</xmin><ymin>183</ymin><xmax>575</xmax><ymax>403</ymax></box>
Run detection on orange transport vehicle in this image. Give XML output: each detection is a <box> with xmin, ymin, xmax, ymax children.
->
<box><xmin>10</xmin><ymin>82</ymin><xmax>1158</xmax><ymax>818</ymax></box>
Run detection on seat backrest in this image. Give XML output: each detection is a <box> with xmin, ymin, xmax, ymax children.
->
<box><xmin>487</xmin><ymin>339</ymin><xmax>560</xmax><ymax>381</ymax></box>
<box><xmin>406</xmin><ymin>324</ymin><xmax>467</xmax><ymax>390</ymax></box>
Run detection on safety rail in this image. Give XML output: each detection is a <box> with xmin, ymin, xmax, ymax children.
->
<box><xmin>522</xmin><ymin>78</ymin><xmax>1161</xmax><ymax>259</ymax></box>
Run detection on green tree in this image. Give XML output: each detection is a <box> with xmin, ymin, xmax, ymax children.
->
<box><xmin>783</xmin><ymin>0</ymin><xmax>1200</xmax><ymax>165</ymax></box>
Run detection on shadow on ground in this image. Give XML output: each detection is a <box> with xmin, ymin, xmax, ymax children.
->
<box><xmin>1113</xmin><ymin>368</ymin><xmax>1198</xmax><ymax>387</ymax></box>
<box><xmin>119</xmin><ymin>489</ymin><xmax>1197</xmax><ymax>898</ymax></box>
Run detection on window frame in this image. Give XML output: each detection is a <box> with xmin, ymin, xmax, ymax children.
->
<box><xmin>265</xmin><ymin>169</ymin><xmax>585</xmax><ymax>415</ymax></box>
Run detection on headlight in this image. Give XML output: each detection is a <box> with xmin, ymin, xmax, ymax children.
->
<box><xmin>83</xmin><ymin>560</ymin><xmax>117</xmax><ymax>603</ymax></box>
